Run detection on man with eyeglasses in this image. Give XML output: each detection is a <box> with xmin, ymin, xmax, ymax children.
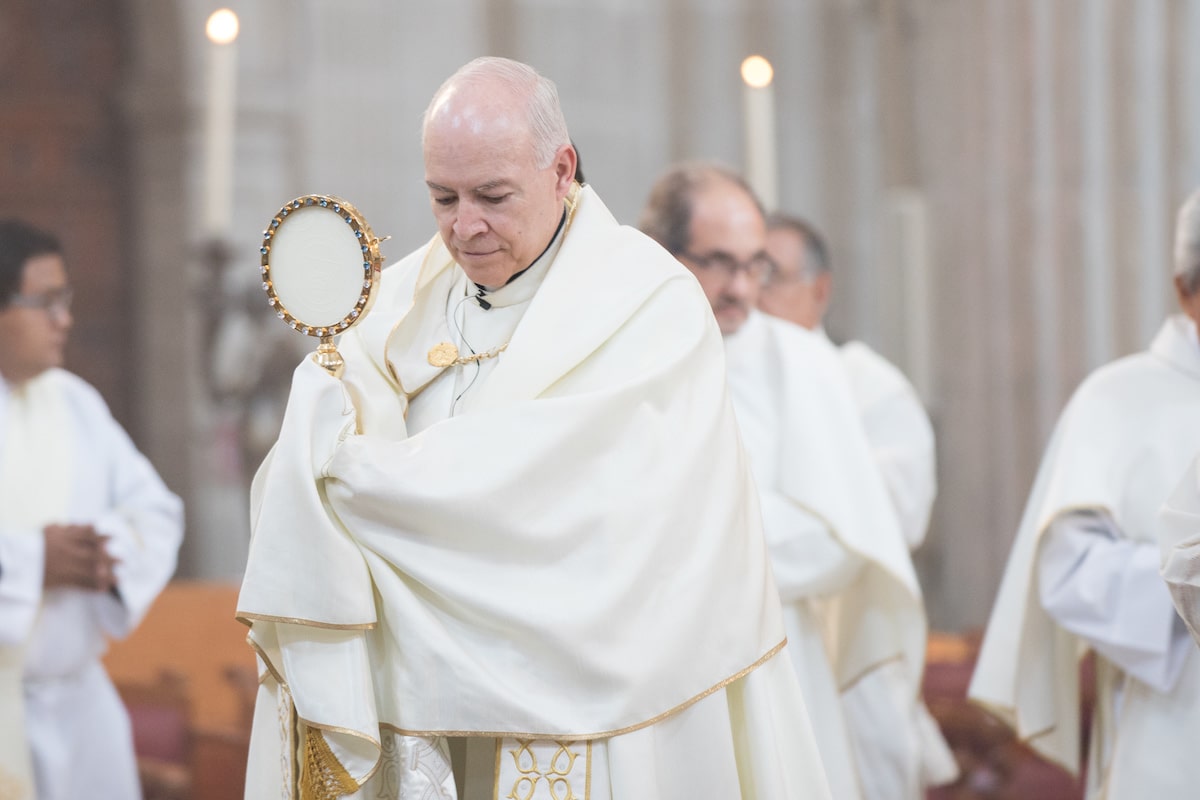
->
<box><xmin>0</xmin><ymin>219</ymin><xmax>183</xmax><ymax>800</ymax></box>
<box><xmin>759</xmin><ymin>214</ymin><xmax>958</xmax><ymax>799</ymax></box>
<box><xmin>640</xmin><ymin>163</ymin><xmax>925</xmax><ymax>800</ymax></box>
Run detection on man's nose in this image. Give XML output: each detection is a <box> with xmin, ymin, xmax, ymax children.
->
<box><xmin>51</xmin><ymin>306</ymin><xmax>73</xmax><ymax>329</ymax></box>
<box><xmin>453</xmin><ymin>202</ymin><xmax>488</xmax><ymax>239</ymax></box>
<box><xmin>727</xmin><ymin>267</ymin><xmax>758</xmax><ymax>298</ymax></box>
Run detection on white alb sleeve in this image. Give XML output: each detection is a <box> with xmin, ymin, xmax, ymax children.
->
<box><xmin>1038</xmin><ymin>509</ymin><xmax>1191</xmax><ymax>693</ymax></box>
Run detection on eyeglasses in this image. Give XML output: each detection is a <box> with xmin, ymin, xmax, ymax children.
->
<box><xmin>678</xmin><ymin>250</ymin><xmax>776</xmax><ymax>286</ymax></box>
<box><xmin>763</xmin><ymin>268</ymin><xmax>811</xmax><ymax>288</ymax></box>
<box><xmin>7</xmin><ymin>287</ymin><xmax>73</xmax><ymax>316</ymax></box>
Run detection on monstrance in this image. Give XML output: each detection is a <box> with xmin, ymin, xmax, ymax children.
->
<box><xmin>258</xmin><ymin>195</ymin><xmax>385</xmax><ymax>376</ymax></box>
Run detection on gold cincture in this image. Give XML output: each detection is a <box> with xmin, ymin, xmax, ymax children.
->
<box><xmin>427</xmin><ymin>341</ymin><xmax>509</xmax><ymax>368</ymax></box>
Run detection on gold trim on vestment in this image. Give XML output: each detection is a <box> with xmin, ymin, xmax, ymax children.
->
<box><xmin>236</xmin><ymin>612</ymin><xmax>376</xmax><ymax>631</ymax></box>
<box><xmin>378</xmin><ymin>639</ymin><xmax>787</xmax><ymax>741</ymax></box>
<box><xmin>244</xmin><ymin>631</ymin><xmax>286</xmax><ymax>686</ymax></box>
<box><xmin>969</xmin><ymin>501</ymin><xmax>1116</xmax><ymax>778</ymax></box>
<box><xmin>837</xmin><ymin>652</ymin><xmax>906</xmax><ymax>693</ymax></box>
<box><xmin>1039</xmin><ymin>504</ymin><xmax>1117</xmax><ymax>534</ymax></box>
<box><xmin>493</xmin><ymin>739</ymin><xmax>502</xmax><ymax>800</ymax></box>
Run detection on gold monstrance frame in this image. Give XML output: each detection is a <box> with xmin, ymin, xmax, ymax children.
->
<box><xmin>259</xmin><ymin>195</ymin><xmax>385</xmax><ymax>376</ymax></box>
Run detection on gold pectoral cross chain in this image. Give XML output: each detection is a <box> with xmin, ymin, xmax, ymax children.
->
<box><xmin>426</xmin><ymin>341</ymin><xmax>509</xmax><ymax>368</ymax></box>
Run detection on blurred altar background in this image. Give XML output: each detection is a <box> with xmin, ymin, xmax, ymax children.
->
<box><xmin>7</xmin><ymin>1</ymin><xmax>1190</xmax><ymax>796</ymax></box>
<box><xmin>5</xmin><ymin>0</ymin><xmax>1197</xmax><ymax>632</ymax></box>
<box><xmin>1</xmin><ymin>2</ymin><xmax>1197</xmax><ymax>795</ymax></box>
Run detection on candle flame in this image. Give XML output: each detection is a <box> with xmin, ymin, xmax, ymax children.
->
<box><xmin>206</xmin><ymin>9</ymin><xmax>240</xmax><ymax>45</ymax></box>
<box><xmin>740</xmin><ymin>55</ymin><xmax>774</xmax><ymax>89</ymax></box>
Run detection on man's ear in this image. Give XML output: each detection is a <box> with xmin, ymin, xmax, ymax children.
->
<box><xmin>553</xmin><ymin>144</ymin><xmax>578</xmax><ymax>197</ymax></box>
<box><xmin>814</xmin><ymin>272</ymin><xmax>834</xmax><ymax>315</ymax></box>
<box><xmin>1175</xmin><ymin>272</ymin><xmax>1200</xmax><ymax>329</ymax></box>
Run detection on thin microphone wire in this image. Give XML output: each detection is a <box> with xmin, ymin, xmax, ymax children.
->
<box><xmin>450</xmin><ymin>287</ymin><xmax>486</xmax><ymax>410</ymax></box>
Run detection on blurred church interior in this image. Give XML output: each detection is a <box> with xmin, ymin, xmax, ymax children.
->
<box><xmin>3</xmin><ymin>0</ymin><xmax>1196</xmax><ymax>797</ymax></box>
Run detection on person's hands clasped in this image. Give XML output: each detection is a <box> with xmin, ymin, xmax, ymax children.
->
<box><xmin>42</xmin><ymin>524</ymin><xmax>118</xmax><ymax>592</ymax></box>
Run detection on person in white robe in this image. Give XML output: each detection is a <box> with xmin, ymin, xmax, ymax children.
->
<box><xmin>968</xmin><ymin>189</ymin><xmax>1200</xmax><ymax>798</ymax></box>
<box><xmin>757</xmin><ymin>213</ymin><xmax>957</xmax><ymax>798</ymax></box>
<box><xmin>237</xmin><ymin>58</ymin><xmax>831</xmax><ymax>800</ymax></box>
<box><xmin>0</xmin><ymin>219</ymin><xmax>184</xmax><ymax>800</ymax></box>
<box><xmin>640</xmin><ymin>163</ymin><xmax>931</xmax><ymax>800</ymax></box>
<box><xmin>1160</xmin><ymin>454</ymin><xmax>1200</xmax><ymax>646</ymax></box>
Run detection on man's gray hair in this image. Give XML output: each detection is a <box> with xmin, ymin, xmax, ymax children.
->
<box><xmin>639</xmin><ymin>162</ymin><xmax>764</xmax><ymax>255</ymax></box>
<box><xmin>765</xmin><ymin>213</ymin><xmax>830</xmax><ymax>281</ymax></box>
<box><xmin>1175</xmin><ymin>188</ymin><xmax>1200</xmax><ymax>295</ymax></box>
<box><xmin>422</xmin><ymin>57</ymin><xmax>570</xmax><ymax>169</ymax></box>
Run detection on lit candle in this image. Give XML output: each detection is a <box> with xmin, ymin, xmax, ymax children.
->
<box><xmin>740</xmin><ymin>55</ymin><xmax>778</xmax><ymax>211</ymax></box>
<box><xmin>203</xmin><ymin>9</ymin><xmax>240</xmax><ymax>238</ymax></box>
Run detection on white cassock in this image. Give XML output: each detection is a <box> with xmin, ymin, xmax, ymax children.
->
<box><xmin>827</xmin><ymin>336</ymin><xmax>958</xmax><ymax>798</ymax></box>
<box><xmin>238</xmin><ymin>185</ymin><xmax>832</xmax><ymax>800</ymax></box>
<box><xmin>0</xmin><ymin>369</ymin><xmax>183</xmax><ymax>800</ymax></box>
<box><xmin>837</xmin><ymin>340</ymin><xmax>936</xmax><ymax>551</ymax></box>
<box><xmin>1160</xmin><ymin>454</ymin><xmax>1200</xmax><ymax>646</ymax></box>
<box><xmin>969</xmin><ymin>315</ymin><xmax>1200</xmax><ymax>799</ymax></box>
<box><xmin>723</xmin><ymin>311</ymin><xmax>927</xmax><ymax>800</ymax></box>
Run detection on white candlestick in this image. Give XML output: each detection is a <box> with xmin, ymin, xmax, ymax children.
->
<box><xmin>203</xmin><ymin>9</ymin><xmax>239</xmax><ymax>239</ymax></box>
<box><xmin>741</xmin><ymin>55</ymin><xmax>778</xmax><ymax>211</ymax></box>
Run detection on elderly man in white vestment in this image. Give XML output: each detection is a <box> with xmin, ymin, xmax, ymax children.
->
<box><xmin>237</xmin><ymin>58</ymin><xmax>831</xmax><ymax>800</ymax></box>
<box><xmin>640</xmin><ymin>163</ymin><xmax>930</xmax><ymax>800</ymax></box>
<box><xmin>0</xmin><ymin>220</ymin><xmax>184</xmax><ymax>800</ymax></box>
<box><xmin>968</xmin><ymin>189</ymin><xmax>1200</xmax><ymax>798</ymax></box>
<box><xmin>757</xmin><ymin>213</ymin><xmax>957</xmax><ymax>799</ymax></box>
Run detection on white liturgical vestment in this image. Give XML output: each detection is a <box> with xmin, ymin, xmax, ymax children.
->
<box><xmin>1161</xmin><ymin>454</ymin><xmax>1200</xmax><ymax>646</ymax></box>
<box><xmin>837</xmin><ymin>340</ymin><xmax>936</xmax><ymax>551</ymax></box>
<box><xmin>969</xmin><ymin>315</ymin><xmax>1200</xmax><ymax>798</ymax></box>
<box><xmin>724</xmin><ymin>311</ymin><xmax>927</xmax><ymax>800</ymax></box>
<box><xmin>823</xmin><ymin>335</ymin><xmax>957</xmax><ymax>798</ymax></box>
<box><xmin>239</xmin><ymin>186</ymin><xmax>832</xmax><ymax>800</ymax></box>
<box><xmin>0</xmin><ymin>369</ymin><xmax>183</xmax><ymax>800</ymax></box>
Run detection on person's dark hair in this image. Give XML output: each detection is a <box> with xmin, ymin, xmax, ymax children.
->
<box><xmin>0</xmin><ymin>220</ymin><xmax>61</xmax><ymax>308</ymax></box>
<box><xmin>640</xmin><ymin>161</ymin><xmax>763</xmax><ymax>255</ymax></box>
<box><xmin>765</xmin><ymin>213</ymin><xmax>830</xmax><ymax>279</ymax></box>
<box><xmin>572</xmin><ymin>139</ymin><xmax>585</xmax><ymax>185</ymax></box>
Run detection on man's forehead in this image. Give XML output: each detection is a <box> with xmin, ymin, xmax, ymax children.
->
<box><xmin>21</xmin><ymin>253</ymin><xmax>67</xmax><ymax>287</ymax></box>
<box><xmin>427</xmin><ymin>82</ymin><xmax>525</xmax><ymax>140</ymax></box>
<box><xmin>766</xmin><ymin>228</ymin><xmax>805</xmax><ymax>263</ymax></box>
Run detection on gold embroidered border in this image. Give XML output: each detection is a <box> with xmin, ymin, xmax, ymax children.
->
<box><xmin>236</xmin><ymin>612</ymin><xmax>376</xmax><ymax>631</ymax></box>
<box><xmin>244</xmin><ymin>637</ymin><xmax>385</xmax><ymax>794</ymax></box>
<box><xmin>492</xmin><ymin>739</ymin><xmax>593</xmax><ymax>800</ymax></box>
<box><xmin>965</xmin><ymin>502</ymin><xmax>1117</xmax><ymax>778</ymax></box>
<box><xmin>836</xmin><ymin>652</ymin><xmax>905</xmax><ymax>693</ymax></box>
<box><xmin>245</xmin><ymin>633</ymin><xmax>284</xmax><ymax>686</ymax></box>
<box><xmin>380</xmin><ymin>639</ymin><xmax>787</xmax><ymax>741</ymax></box>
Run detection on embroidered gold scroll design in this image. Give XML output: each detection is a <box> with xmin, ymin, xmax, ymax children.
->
<box><xmin>505</xmin><ymin>740</ymin><xmax>587</xmax><ymax>800</ymax></box>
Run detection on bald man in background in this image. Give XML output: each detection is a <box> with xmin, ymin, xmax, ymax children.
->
<box><xmin>643</xmin><ymin>163</ymin><xmax>930</xmax><ymax>800</ymax></box>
